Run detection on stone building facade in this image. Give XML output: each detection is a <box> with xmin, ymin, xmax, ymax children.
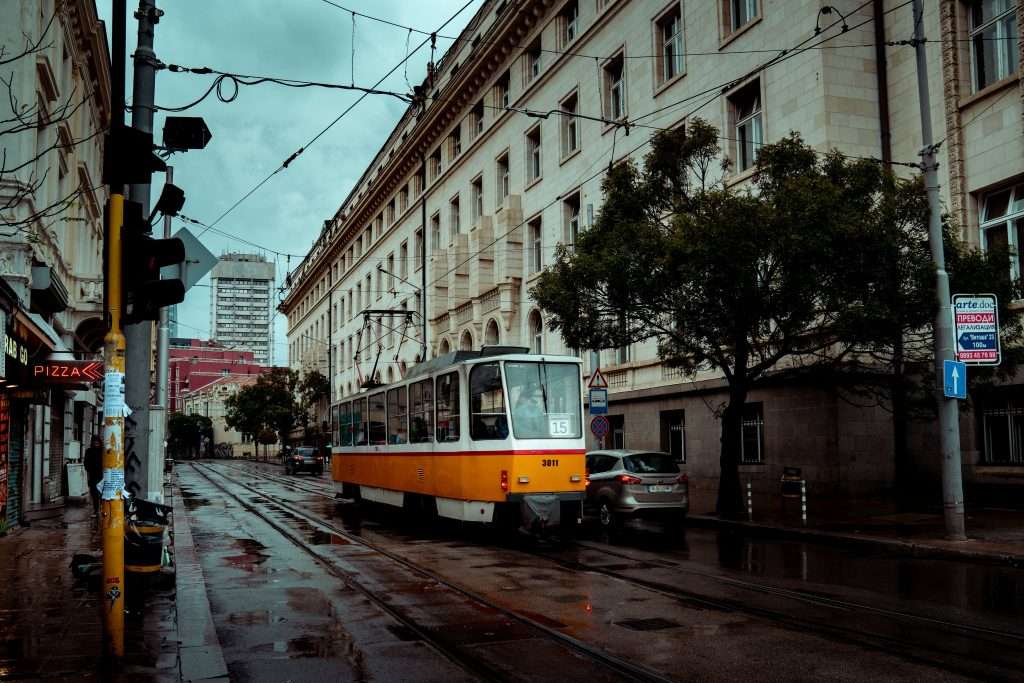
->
<box><xmin>0</xmin><ymin>0</ymin><xmax>110</xmax><ymax>528</ymax></box>
<box><xmin>280</xmin><ymin>0</ymin><xmax>1022</xmax><ymax>502</ymax></box>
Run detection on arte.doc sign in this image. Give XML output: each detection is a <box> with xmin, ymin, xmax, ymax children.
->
<box><xmin>952</xmin><ymin>294</ymin><xmax>1000</xmax><ymax>365</ymax></box>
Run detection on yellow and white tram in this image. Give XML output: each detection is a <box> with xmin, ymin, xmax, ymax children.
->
<box><xmin>329</xmin><ymin>348</ymin><xmax>586</xmax><ymax>530</ymax></box>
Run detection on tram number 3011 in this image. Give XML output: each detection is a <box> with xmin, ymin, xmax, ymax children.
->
<box><xmin>541</xmin><ymin>459</ymin><xmax>560</xmax><ymax>467</ymax></box>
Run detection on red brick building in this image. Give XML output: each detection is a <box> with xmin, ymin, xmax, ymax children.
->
<box><xmin>169</xmin><ymin>338</ymin><xmax>270</xmax><ymax>413</ymax></box>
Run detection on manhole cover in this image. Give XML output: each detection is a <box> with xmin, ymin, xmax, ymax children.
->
<box><xmin>615</xmin><ymin>617</ymin><xmax>680</xmax><ymax>631</ymax></box>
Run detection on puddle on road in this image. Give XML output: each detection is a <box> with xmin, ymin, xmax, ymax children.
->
<box><xmin>254</xmin><ymin>634</ymin><xmax>340</xmax><ymax>658</ymax></box>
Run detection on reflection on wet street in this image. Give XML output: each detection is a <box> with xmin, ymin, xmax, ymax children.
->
<box><xmin>180</xmin><ymin>460</ymin><xmax>1024</xmax><ymax>681</ymax></box>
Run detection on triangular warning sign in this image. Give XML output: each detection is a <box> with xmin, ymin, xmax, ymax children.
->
<box><xmin>588</xmin><ymin>368</ymin><xmax>608</xmax><ymax>389</ymax></box>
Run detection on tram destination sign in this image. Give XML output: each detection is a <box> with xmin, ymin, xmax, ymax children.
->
<box><xmin>952</xmin><ymin>294</ymin><xmax>1000</xmax><ymax>365</ymax></box>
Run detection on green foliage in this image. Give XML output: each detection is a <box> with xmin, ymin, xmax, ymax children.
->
<box><xmin>224</xmin><ymin>368</ymin><xmax>302</xmax><ymax>448</ymax></box>
<box><xmin>168</xmin><ymin>412</ymin><xmax>213</xmax><ymax>458</ymax></box>
<box><xmin>532</xmin><ymin>119</ymin><xmax>1018</xmax><ymax>516</ymax></box>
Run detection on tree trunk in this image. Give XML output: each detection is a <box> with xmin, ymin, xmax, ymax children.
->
<box><xmin>716</xmin><ymin>383</ymin><xmax>748</xmax><ymax>518</ymax></box>
<box><xmin>891</xmin><ymin>335</ymin><xmax>911</xmax><ymax>509</ymax></box>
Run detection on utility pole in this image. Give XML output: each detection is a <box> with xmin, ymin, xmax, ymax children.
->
<box><xmin>101</xmin><ymin>0</ymin><xmax>128</xmax><ymax>659</ymax></box>
<box><xmin>152</xmin><ymin>165</ymin><xmax>172</xmax><ymax>478</ymax></box>
<box><xmin>911</xmin><ymin>0</ymin><xmax>966</xmax><ymax>540</ymax></box>
<box><xmin>125</xmin><ymin>0</ymin><xmax>160</xmax><ymax>503</ymax></box>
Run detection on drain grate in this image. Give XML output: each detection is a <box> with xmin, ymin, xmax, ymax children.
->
<box><xmin>615</xmin><ymin>617</ymin><xmax>681</xmax><ymax>631</ymax></box>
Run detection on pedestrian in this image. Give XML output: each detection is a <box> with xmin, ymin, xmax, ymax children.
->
<box><xmin>84</xmin><ymin>435</ymin><xmax>103</xmax><ymax>515</ymax></box>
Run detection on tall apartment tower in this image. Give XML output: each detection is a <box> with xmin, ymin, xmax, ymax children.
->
<box><xmin>209</xmin><ymin>253</ymin><xmax>275</xmax><ymax>365</ymax></box>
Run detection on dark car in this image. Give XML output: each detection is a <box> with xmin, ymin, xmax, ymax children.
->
<box><xmin>284</xmin><ymin>447</ymin><xmax>324</xmax><ymax>476</ymax></box>
<box><xmin>585</xmin><ymin>450</ymin><xmax>688</xmax><ymax>530</ymax></box>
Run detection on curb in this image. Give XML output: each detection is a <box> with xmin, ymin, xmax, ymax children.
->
<box><xmin>686</xmin><ymin>514</ymin><xmax>1024</xmax><ymax>568</ymax></box>
<box><xmin>171</xmin><ymin>476</ymin><xmax>230</xmax><ymax>682</ymax></box>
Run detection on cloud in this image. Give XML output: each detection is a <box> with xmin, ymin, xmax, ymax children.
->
<box><xmin>97</xmin><ymin>0</ymin><xmax>476</xmax><ymax>363</ymax></box>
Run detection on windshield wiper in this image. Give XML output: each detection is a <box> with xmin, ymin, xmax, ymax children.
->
<box><xmin>538</xmin><ymin>360</ymin><xmax>550</xmax><ymax>414</ymax></box>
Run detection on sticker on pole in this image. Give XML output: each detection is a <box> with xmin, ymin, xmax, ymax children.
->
<box><xmin>102</xmin><ymin>371</ymin><xmax>132</xmax><ymax>418</ymax></box>
<box><xmin>590</xmin><ymin>415</ymin><xmax>610</xmax><ymax>439</ymax></box>
<box><xmin>953</xmin><ymin>294</ymin><xmax>1000</xmax><ymax>365</ymax></box>
<box><xmin>100</xmin><ymin>468</ymin><xmax>125</xmax><ymax>500</ymax></box>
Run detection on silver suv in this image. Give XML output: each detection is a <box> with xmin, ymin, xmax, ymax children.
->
<box><xmin>585</xmin><ymin>450</ymin><xmax>688</xmax><ymax>530</ymax></box>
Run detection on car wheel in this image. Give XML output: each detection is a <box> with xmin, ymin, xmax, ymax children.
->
<box><xmin>598</xmin><ymin>501</ymin><xmax>621</xmax><ymax>531</ymax></box>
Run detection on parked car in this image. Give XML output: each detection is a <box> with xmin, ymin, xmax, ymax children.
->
<box><xmin>284</xmin><ymin>446</ymin><xmax>324</xmax><ymax>476</ymax></box>
<box><xmin>585</xmin><ymin>450</ymin><xmax>688</xmax><ymax>530</ymax></box>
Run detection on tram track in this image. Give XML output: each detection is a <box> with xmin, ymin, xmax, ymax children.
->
<box><xmin>204</xmin><ymin>460</ymin><xmax>1024</xmax><ymax>679</ymax></box>
<box><xmin>524</xmin><ymin>543</ymin><xmax>1024</xmax><ymax>680</ymax></box>
<box><xmin>188</xmin><ymin>461</ymin><xmax>676</xmax><ymax>683</ymax></box>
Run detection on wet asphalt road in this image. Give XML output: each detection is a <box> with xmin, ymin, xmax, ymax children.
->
<box><xmin>178</xmin><ymin>460</ymin><xmax>1024</xmax><ymax>682</ymax></box>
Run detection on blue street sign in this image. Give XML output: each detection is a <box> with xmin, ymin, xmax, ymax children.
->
<box><xmin>958</xmin><ymin>331</ymin><xmax>996</xmax><ymax>350</ymax></box>
<box><xmin>943</xmin><ymin>360</ymin><xmax>967</xmax><ymax>400</ymax></box>
<box><xmin>590</xmin><ymin>415</ymin><xmax>610</xmax><ymax>439</ymax></box>
<box><xmin>589</xmin><ymin>388</ymin><xmax>608</xmax><ymax>415</ymax></box>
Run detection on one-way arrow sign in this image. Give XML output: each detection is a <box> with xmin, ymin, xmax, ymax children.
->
<box><xmin>943</xmin><ymin>360</ymin><xmax>967</xmax><ymax>400</ymax></box>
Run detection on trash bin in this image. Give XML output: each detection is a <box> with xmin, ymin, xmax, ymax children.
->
<box><xmin>780</xmin><ymin>467</ymin><xmax>803</xmax><ymax>498</ymax></box>
<box><xmin>125</xmin><ymin>498</ymin><xmax>171</xmax><ymax>574</ymax></box>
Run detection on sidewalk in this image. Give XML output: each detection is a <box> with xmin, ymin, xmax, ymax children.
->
<box><xmin>0</xmin><ymin>476</ymin><xmax>227</xmax><ymax>681</ymax></box>
<box><xmin>687</xmin><ymin>489</ymin><xmax>1024</xmax><ymax>567</ymax></box>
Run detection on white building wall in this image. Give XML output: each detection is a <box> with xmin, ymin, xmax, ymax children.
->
<box><xmin>282</xmin><ymin>0</ymin><xmax>1022</xmax><ymax>411</ymax></box>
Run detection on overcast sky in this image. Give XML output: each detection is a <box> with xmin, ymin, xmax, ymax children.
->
<box><xmin>97</xmin><ymin>0</ymin><xmax>476</xmax><ymax>365</ymax></box>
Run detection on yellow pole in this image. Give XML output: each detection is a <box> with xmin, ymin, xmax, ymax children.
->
<box><xmin>101</xmin><ymin>192</ymin><xmax>126</xmax><ymax>657</ymax></box>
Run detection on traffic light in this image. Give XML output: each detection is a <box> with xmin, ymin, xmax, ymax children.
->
<box><xmin>122</xmin><ymin>200</ymin><xmax>186</xmax><ymax>324</ymax></box>
<box><xmin>103</xmin><ymin>124</ymin><xmax>166</xmax><ymax>187</ymax></box>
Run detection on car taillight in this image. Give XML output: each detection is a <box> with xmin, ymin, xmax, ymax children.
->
<box><xmin>618</xmin><ymin>474</ymin><xmax>642</xmax><ymax>485</ymax></box>
<box><xmin>677</xmin><ymin>473</ymin><xmax>689</xmax><ymax>485</ymax></box>
<box><xmin>500</xmin><ymin>469</ymin><xmax>509</xmax><ymax>492</ymax></box>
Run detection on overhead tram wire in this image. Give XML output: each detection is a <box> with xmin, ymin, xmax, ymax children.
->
<box><xmin>172</xmin><ymin>0</ymin><xmax>910</xmax><ymax>259</ymax></box>
<box><xmin>422</xmin><ymin>0</ymin><xmax>920</xmax><ymax>292</ymax></box>
<box><xmin>313</xmin><ymin>0</ymin><xmax>999</xmax><ymax>62</ymax></box>
<box><xmin>282</xmin><ymin>0</ymin><xmax>919</xmax><ymax>316</ymax></box>
<box><xmin>189</xmin><ymin>0</ymin><xmax>478</xmax><ymax>242</ymax></box>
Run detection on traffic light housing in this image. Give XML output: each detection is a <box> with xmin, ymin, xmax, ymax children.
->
<box><xmin>122</xmin><ymin>200</ymin><xmax>186</xmax><ymax>324</ymax></box>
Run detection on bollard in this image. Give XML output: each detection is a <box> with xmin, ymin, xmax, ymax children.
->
<box><xmin>800</xmin><ymin>479</ymin><xmax>807</xmax><ymax>526</ymax></box>
<box><xmin>746</xmin><ymin>480</ymin><xmax>753</xmax><ymax>521</ymax></box>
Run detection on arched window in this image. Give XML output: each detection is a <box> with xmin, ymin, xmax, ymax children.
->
<box><xmin>484</xmin><ymin>319</ymin><xmax>499</xmax><ymax>346</ymax></box>
<box><xmin>386</xmin><ymin>367</ymin><xmax>394</xmax><ymax>384</ymax></box>
<box><xmin>439</xmin><ymin>337</ymin><xmax>451</xmax><ymax>355</ymax></box>
<box><xmin>528</xmin><ymin>310</ymin><xmax>543</xmax><ymax>354</ymax></box>
<box><xmin>460</xmin><ymin>329</ymin><xmax>474</xmax><ymax>351</ymax></box>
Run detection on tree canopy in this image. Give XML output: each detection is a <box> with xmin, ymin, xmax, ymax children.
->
<box><xmin>533</xmin><ymin>119</ymin><xmax>1019</xmax><ymax>516</ymax></box>
<box><xmin>224</xmin><ymin>368</ymin><xmax>302</xmax><ymax>448</ymax></box>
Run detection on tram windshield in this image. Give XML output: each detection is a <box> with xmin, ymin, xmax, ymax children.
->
<box><xmin>504</xmin><ymin>361</ymin><xmax>581</xmax><ymax>439</ymax></box>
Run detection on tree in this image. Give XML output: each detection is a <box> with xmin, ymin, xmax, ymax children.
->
<box><xmin>298</xmin><ymin>369</ymin><xmax>330</xmax><ymax>433</ymax></box>
<box><xmin>836</xmin><ymin>205</ymin><xmax>1023</xmax><ymax>502</ymax></box>
<box><xmin>224</xmin><ymin>368</ymin><xmax>301</xmax><ymax>452</ymax></box>
<box><xmin>167</xmin><ymin>413</ymin><xmax>213</xmax><ymax>460</ymax></box>
<box><xmin>533</xmin><ymin>120</ymin><xmax>930</xmax><ymax>517</ymax></box>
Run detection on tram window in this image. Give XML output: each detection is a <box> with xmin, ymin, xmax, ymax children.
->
<box><xmin>331</xmin><ymin>405</ymin><xmax>340</xmax><ymax>444</ymax></box>
<box><xmin>387</xmin><ymin>386</ymin><xmax>408</xmax><ymax>444</ymax></box>
<box><xmin>354</xmin><ymin>397</ymin><xmax>368</xmax><ymax>446</ymax></box>
<box><xmin>410</xmin><ymin>378</ymin><xmax>434</xmax><ymax>443</ymax></box>
<box><xmin>339</xmin><ymin>402</ymin><xmax>352</xmax><ymax>447</ymax></box>
<box><xmin>505</xmin><ymin>361</ymin><xmax>582</xmax><ymax>439</ymax></box>
<box><xmin>470</xmin><ymin>362</ymin><xmax>508</xmax><ymax>440</ymax></box>
<box><xmin>435</xmin><ymin>372</ymin><xmax>461</xmax><ymax>442</ymax></box>
<box><xmin>368</xmin><ymin>392</ymin><xmax>387</xmax><ymax>445</ymax></box>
